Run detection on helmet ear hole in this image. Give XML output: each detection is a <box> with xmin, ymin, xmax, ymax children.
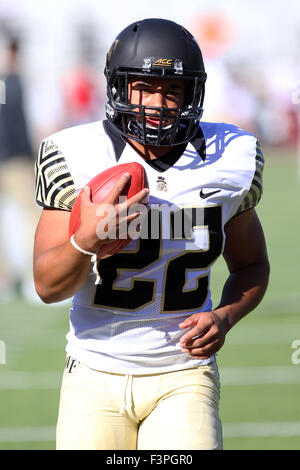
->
<box><xmin>133</xmin><ymin>24</ymin><xmax>138</xmax><ymax>32</ymax></box>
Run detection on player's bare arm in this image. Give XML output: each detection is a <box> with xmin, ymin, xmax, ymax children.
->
<box><xmin>179</xmin><ymin>208</ymin><xmax>270</xmax><ymax>359</ymax></box>
<box><xmin>33</xmin><ymin>173</ymin><xmax>149</xmax><ymax>303</ymax></box>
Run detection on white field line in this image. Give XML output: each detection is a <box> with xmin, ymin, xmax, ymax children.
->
<box><xmin>0</xmin><ymin>371</ymin><xmax>61</xmax><ymax>389</ymax></box>
<box><xmin>1</xmin><ymin>329</ymin><xmax>297</xmax><ymax>350</ymax></box>
<box><xmin>223</xmin><ymin>421</ymin><xmax>300</xmax><ymax>438</ymax></box>
<box><xmin>0</xmin><ymin>426</ymin><xmax>55</xmax><ymax>443</ymax></box>
<box><xmin>2</xmin><ymin>329</ymin><xmax>294</xmax><ymax>350</ymax></box>
<box><xmin>227</xmin><ymin>332</ymin><xmax>299</xmax><ymax>346</ymax></box>
<box><xmin>219</xmin><ymin>365</ymin><xmax>300</xmax><ymax>386</ymax></box>
<box><xmin>0</xmin><ymin>422</ymin><xmax>300</xmax><ymax>443</ymax></box>
<box><xmin>0</xmin><ymin>366</ymin><xmax>300</xmax><ymax>390</ymax></box>
<box><xmin>224</xmin><ymin>323</ymin><xmax>300</xmax><ymax>345</ymax></box>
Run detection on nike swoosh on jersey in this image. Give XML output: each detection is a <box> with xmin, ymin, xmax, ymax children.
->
<box><xmin>199</xmin><ymin>189</ymin><xmax>221</xmax><ymax>199</ymax></box>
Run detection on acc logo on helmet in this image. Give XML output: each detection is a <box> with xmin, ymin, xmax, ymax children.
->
<box><xmin>153</xmin><ymin>58</ymin><xmax>172</xmax><ymax>67</ymax></box>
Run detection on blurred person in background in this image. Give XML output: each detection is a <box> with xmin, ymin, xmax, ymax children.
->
<box><xmin>0</xmin><ymin>36</ymin><xmax>39</xmax><ymax>301</ymax></box>
<box><xmin>60</xmin><ymin>19</ymin><xmax>104</xmax><ymax>127</ymax></box>
<box><xmin>61</xmin><ymin>63</ymin><xmax>103</xmax><ymax>127</ymax></box>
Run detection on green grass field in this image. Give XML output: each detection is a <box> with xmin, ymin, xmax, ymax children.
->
<box><xmin>0</xmin><ymin>149</ymin><xmax>300</xmax><ymax>450</ymax></box>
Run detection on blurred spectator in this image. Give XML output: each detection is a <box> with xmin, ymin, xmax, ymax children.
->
<box><xmin>60</xmin><ymin>19</ymin><xmax>104</xmax><ymax>127</ymax></box>
<box><xmin>254</xmin><ymin>57</ymin><xmax>299</xmax><ymax>147</ymax></box>
<box><xmin>203</xmin><ymin>60</ymin><xmax>258</xmax><ymax>134</ymax></box>
<box><xmin>61</xmin><ymin>65</ymin><xmax>103</xmax><ymax>126</ymax></box>
<box><xmin>0</xmin><ymin>36</ymin><xmax>39</xmax><ymax>302</ymax></box>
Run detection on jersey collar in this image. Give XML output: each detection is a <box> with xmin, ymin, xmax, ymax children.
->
<box><xmin>102</xmin><ymin>120</ymin><xmax>206</xmax><ymax>172</ymax></box>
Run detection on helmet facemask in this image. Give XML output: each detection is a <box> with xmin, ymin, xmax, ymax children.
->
<box><xmin>106</xmin><ymin>68</ymin><xmax>205</xmax><ymax>146</ymax></box>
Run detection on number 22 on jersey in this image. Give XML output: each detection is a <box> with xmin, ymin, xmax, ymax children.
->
<box><xmin>93</xmin><ymin>205</ymin><xmax>224</xmax><ymax>313</ymax></box>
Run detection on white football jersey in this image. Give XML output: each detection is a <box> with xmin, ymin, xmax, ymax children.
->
<box><xmin>35</xmin><ymin>120</ymin><xmax>264</xmax><ymax>374</ymax></box>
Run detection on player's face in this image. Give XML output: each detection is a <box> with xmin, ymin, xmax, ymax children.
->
<box><xmin>128</xmin><ymin>76</ymin><xmax>185</xmax><ymax>128</ymax></box>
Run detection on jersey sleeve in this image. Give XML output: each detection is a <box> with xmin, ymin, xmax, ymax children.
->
<box><xmin>235</xmin><ymin>140</ymin><xmax>264</xmax><ymax>216</ymax></box>
<box><xmin>35</xmin><ymin>138</ymin><xmax>77</xmax><ymax>211</ymax></box>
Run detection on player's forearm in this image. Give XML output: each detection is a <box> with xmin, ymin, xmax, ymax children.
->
<box><xmin>213</xmin><ymin>261</ymin><xmax>270</xmax><ymax>332</ymax></box>
<box><xmin>34</xmin><ymin>240</ymin><xmax>93</xmax><ymax>303</ymax></box>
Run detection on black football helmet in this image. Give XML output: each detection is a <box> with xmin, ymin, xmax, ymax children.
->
<box><xmin>104</xmin><ymin>18</ymin><xmax>207</xmax><ymax>146</ymax></box>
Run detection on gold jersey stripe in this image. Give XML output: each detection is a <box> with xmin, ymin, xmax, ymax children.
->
<box><xmin>236</xmin><ymin>141</ymin><xmax>264</xmax><ymax>215</ymax></box>
<box><xmin>35</xmin><ymin>139</ymin><xmax>77</xmax><ymax>211</ymax></box>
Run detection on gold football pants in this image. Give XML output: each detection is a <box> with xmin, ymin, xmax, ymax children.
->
<box><xmin>56</xmin><ymin>358</ymin><xmax>222</xmax><ymax>450</ymax></box>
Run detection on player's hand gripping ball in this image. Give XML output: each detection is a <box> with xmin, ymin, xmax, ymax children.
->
<box><xmin>69</xmin><ymin>162</ymin><xmax>149</xmax><ymax>259</ymax></box>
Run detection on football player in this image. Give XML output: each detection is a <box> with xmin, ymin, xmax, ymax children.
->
<box><xmin>33</xmin><ymin>18</ymin><xmax>270</xmax><ymax>450</ymax></box>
